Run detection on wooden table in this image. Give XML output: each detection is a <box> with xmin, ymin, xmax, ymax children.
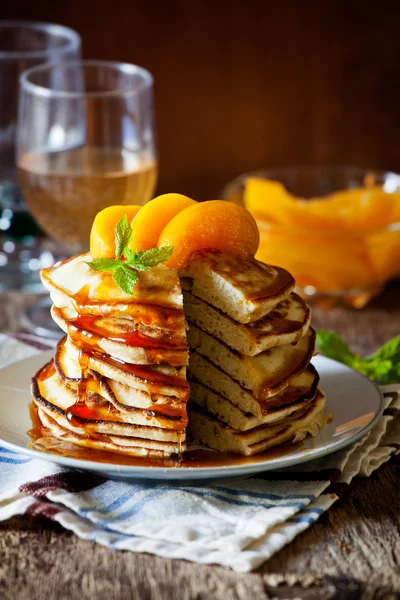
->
<box><xmin>1</xmin><ymin>288</ymin><xmax>400</xmax><ymax>599</ymax></box>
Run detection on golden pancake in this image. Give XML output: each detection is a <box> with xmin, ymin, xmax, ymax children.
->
<box><xmin>52</xmin><ymin>305</ymin><xmax>189</xmax><ymax>367</ymax></box>
<box><xmin>41</xmin><ymin>254</ymin><xmax>184</xmax><ymax>310</ymax></box>
<box><xmin>188</xmin><ymin>391</ymin><xmax>328</xmax><ymax>455</ymax></box>
<box><xmin>32</xmin><ymin>363</ymin><xmax>186</xmax><ymax>443</ymax></box>
<box><xmin>187</xmin><ymin>325</ymin><xmax>316</xmax><ymax>400</ymax></box>
<box><xmin>55</xmin><ymin>336</ymin><xmax>190</xmax><ymax>402</ymax></box>
<box><xmin>183</xmin><ymin>291</ymin><xmax>310</xmax><ymax>356</ymax></box>
<box><xmin>180</xmin><ymin>250</ymin><xmax>295</xmax><ymax>323</ymax></box>
<box><xmin>37</xmin><ymin>408</ymin><xmax>182</xmax><ymax>458</ymax></box>
<box><xmin>188</xmin><ymin>351</ymin><xmax>319</xmax><ymax>419</ymax></box>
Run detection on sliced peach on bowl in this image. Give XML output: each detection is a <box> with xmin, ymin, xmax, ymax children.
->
<box><xmin>244</xmin><ymin>178</ymin><xmax>339</xmax><ymax>229</ymax></box>
<box><xmin>256</xmin><ymin>228</ymin><xmax>374</xmax><ymax>291</ymax></box>
<box><xmin>158</xmin><ymin>200</ymin><xmax>259</xmax><ymax>270</ymax></box>
<box><xmin>245</xmin><ymin>178</ymin><xmax>400</xmax><ymax>231</ymax></box>
<box><xmin>90</xmin><ymin>205</ymin><xmax>141</xmax><ymax>258</ymax></box>
<box><xmin>367</xmin><ymin>230</ymin><xmax>400</xmax><ymax>282</ymax></box>
<box><xmin>129</xmin><ymin>193</ymin><xmax>197</xmax><ymax>251</ymax></box>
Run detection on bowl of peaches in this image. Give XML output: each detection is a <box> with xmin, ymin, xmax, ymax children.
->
<box><xmin>222</xmin><ymin>165</ymin><xmax>400</xmax><ymax>308</ymax></box>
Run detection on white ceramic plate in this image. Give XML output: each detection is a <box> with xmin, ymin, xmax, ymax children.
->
<box><xmin>0</xmin><ymin>352</ymin><xmax>383</xmax><ymax>482</ymax></box>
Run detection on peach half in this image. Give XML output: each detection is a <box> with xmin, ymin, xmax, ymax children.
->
<box><xmin>90</xmin><ymin>205</ymin><xmax>141</xmax><ymax>258</ymax></box>
<box><xmin>158</xmin><ymin>200</ymin><xmax>260</xmax><ymax>269</ymax></box>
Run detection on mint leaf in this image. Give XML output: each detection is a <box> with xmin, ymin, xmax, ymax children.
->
<box><xmin>113</xmin><ymin>266</ymin><xmax>138</xmax><ymax>295</ymax></box>
<box><xmin>115</xmin><ymin>215</ymin><xmax>132</xmax><ymax>259</ymax></box>
<box><xmin>123</xmin><ymin>247</ymin><xmax>136</xmax><ymax>262</ymax></box>
<box><xmin>133</xmin><ymin>246</ymin><xmax>174</xmax><ymax>267</ymax></box>
<box><xmin>86</xmin><ymin>218</ymin><xmax>174</xmax><ymax>295</ymax></box>
<box><xmin>367</xmin><ymin>335</ymin><xmax>400</xmax><ymax>362</ymax></box>
<box><xmin>363</xmin><ymin>335</ymin><xmax>400</xmax><ymax>384</ymax></box>
<box><xmin>123</xmin><ymin>247</ymin><xmax>150</xmax><ymax>270</ymax></box>
<box><xmin>86</xmin><ymin>258</ymin><xmax>121</xmax><ymax>272</ymax></box>
<box><xmin>316</xmin><ymin>329</ymin><xmax>400</xmax><ymax>384</ymax></box>
<box><xmin>315</xmin><ymin>330</ymin><xmax>358</xmax><ymax>369</ymax></box>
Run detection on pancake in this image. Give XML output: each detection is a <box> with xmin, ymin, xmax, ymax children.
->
<box><xmin>37</xmin><ymin>408</ymin><xmax>181</xmax><ymax>459</ymax></box>
<box><xmin>183</xmin><ymin>290</ymin><xmax>310</xmax><ymax>356</ymax></box>
<box><xmin>188</xmin><ymin>391</ymin><xmax>328</xmax><ymax>455</ymax></box>
<box><xmin>49</xmin><ymin>289</ymin><xmax>187</xmax><ymax>339</ymax></box>
<box><xmin>180</xmin><ymin>250</ymin><xmax>295</xmax><ymax>323</ymax></box>
<box><xmin>100</xmin><ymin>378</ymin><xmax>187</xmax><ymax>422</ymax></box>
<box><xmin>187</xmin><ymin>324</ymin><xmax>316</xmax><ymax>400</ymax></box>
<box><xmin>189</xmin><ymin>380</ymin><xmax>318</xmax><ymax>431</ymax></box>
<box><xmin>41</xmin><ymin>253</ymin><xmax>184</xmax><ymax>310</ymax></box>
<box><xmin>188</xmin><ymin>351</ymin><xmax>319</xmax><ymax>419</ymax></box>
<box><xmin>52</xmin><ymin>305</ymin><xmax>189</xmax><ymax>367</ymax></box>
<box><xmin>32</xmin><ymin>363</ymin><xmax>186</xmax><ymax>444</ymax></box>
<box><xmin>55</xmin><ymin>336</ymin><xmax>189</xmax><ymax>401</ymax></box>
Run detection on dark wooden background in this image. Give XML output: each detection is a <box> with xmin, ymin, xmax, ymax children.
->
<box><xmin>3</xmin><ymin>0</ymin><xmax>400</xmax><ymax>199</ymax></box>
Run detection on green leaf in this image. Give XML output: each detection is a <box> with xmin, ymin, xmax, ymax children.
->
<box><xmin>315</xmin><ymin>330</ymin><xmax>358</xmax><ymax>368</ymax></box>
<box><xmin>316</xmin><ymin>329</ymin><xmax>400</xmax><ymax>384</ymax></box>
<box><xmin>367</xmin><ymin>335</ymin><xmax>400</xmax><ymax>362</ymax></box>
<box><xmin>123</xmin><ymin>247</ymin><xmax>150</xmax><ymax>270</ymax></box>
<box><xmin>86</xmin><ymin>258</ymin><xmax>121</xmax><ymax>273</ymax></box>
<box><xmin>86</xmin><ymin>217</ymin><xmax>173</xmax><ymax>295</ymax></box>
<box><xmin>115</xmin><ymin>215</ymin><xmax>132</xmax><ymax>259</ymax></box>
<box><xmin>112</xmin><ymin>266</ymin><xmax>138</xmax><ymax>295</ymax></box>
<box><xmin>123</xmin><ymin>247</ymin><xmax>136</xmax><ymax>262</ymax></box>
<box><xmin>134</xmin><ymin>246</ymin><xmax>174</xmax><ymax>267</ymax></box>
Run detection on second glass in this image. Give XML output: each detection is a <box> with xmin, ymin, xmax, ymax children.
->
<box><xmin>17</xmin><ymin>60</ymin><xmax>158</xmax><ymax>252</ymax></box>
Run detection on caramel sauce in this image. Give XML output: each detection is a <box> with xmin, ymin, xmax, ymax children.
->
<box><xmin>29</xmin><ymin>402</ymin><xmax>115</xmax><ymax>444</ymax></box>
<box><xmin>36</xmin><ymin>360</ymin><xmax>56</xmax><ymax>381</ymax></box>
<box><xmin>66</xmin><ymin>317</ymin><xmax>187</xmax><ymax>368</ymax></box>
<box><xmin>29</xmin><ymin>403</ymin><xmax>302</xmax><ymax>468</ymax></box>
<box><xmin>77</xmin><ymin>345</ymin><xmax>190</xmax><ymax>393</ymax></box>
<box><xmin>77</xmin><ymin>347</ymin><xmax>90</xmax><ymax>403</ymax></box>
<box><xmin>70</xmin><ymin>282</ymin><xmax>181</xmax><ymax>312</ymax></box>
<box><xmin>248</xmin><ymin>266</ymin><xmax>295</xmax><ymax>302</ymax></box>
<box><xmin>149</xmin><ymin>403</ymin><xmax>188</xmax><ymax>421</ymax></box>
<box><xmin>71</xmin><ymin>284</ymin><xmax>184</xmax><ymax>328</ymax></box>
<box><xmin>258</xmin><ymin>328</ymin><xmax>316</xmax><ymax>401</ymax></box>
<box><xmin>70</xmin><ymin>315</ymin><xmax>185</xmax><ymax>350</ymax></box>
<box><xmin>266</xmin><ymin>319</ymin><xmax>303</xmax><ymax>335</ymax></box>
<box><xmin>66</xmin><ymin>401</ymin><xmax>124</xmax><ymax>426</ymax></box>
<box><xmin>35</xmin><ymin>361</ymin><xmax>188</xmax><ymax>430</ymax></box>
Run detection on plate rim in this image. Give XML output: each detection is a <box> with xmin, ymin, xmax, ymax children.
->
<box><xmin>0</xmin><ymin>352</ymin><xmax>385</xmax><ymax>479</ymax></box>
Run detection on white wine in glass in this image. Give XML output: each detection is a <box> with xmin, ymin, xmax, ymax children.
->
<box><xmin>18</xmin><ymin>146</ymin><xmax>157</xmax><ymax>248</ymax></box>
<box><xmin>17</xmin><ymin>60</ymin><xmax>158</xmax><ymax>252</ymax></box>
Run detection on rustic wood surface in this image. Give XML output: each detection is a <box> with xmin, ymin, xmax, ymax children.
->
<box><xmin>1</xmin><ymin>286</ymin><xmax>400</xmax><ymax>599</ymax></box>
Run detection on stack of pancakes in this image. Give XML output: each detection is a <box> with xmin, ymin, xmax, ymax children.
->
<box><xmin>181</xmin><ymin>251</ymin><xmax>328</xmax><ymax>456</ymax></box>
<box><xmin>32</xmin><ymin>250</ymin><xmax>328</xmax><ymax>460</ymax></box>
<box><xmin>32</xmin><ymin>254</ymin><xmax>190</xmax><ymax>459</ymax></box>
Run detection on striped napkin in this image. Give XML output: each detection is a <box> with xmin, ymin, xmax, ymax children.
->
<box><xmin>1</xmin><ymin>333</ymin><xmax>399</xmax><ymax>572</ymax></box>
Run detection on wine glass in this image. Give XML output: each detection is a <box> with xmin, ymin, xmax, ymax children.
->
<box><xmin>0</xmin><ymin>21</ymin><xmax>81</xmax><ymax>292</ymax></box>
<box><xmin>17</xmin><ymin>60</ymin><xmax>158</xmax><ymax>336</ymax></box>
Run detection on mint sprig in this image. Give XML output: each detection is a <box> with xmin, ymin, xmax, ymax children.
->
<box><xmin>316</xmin><ymin>329</ymin><xmax>400</xmax><ymax>384</ymax></box>
<box><xmin>115</xmin><ymin>214</ymin><xmax>133</xmax><ymax>259</ymax></box>
<box><xmin>86</xmin><ymin>215</ymin><xmax>173</xmax><ymax>294</ymax></box>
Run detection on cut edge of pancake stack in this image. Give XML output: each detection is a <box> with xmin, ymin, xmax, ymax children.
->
<box><xmin>181</xmin><ymin>250</ymin><xmax>329</xmax><ymax>456</ymax></box>
<box><xmin>31</xmin><ymin>255</ymin><xmax>190</xmax><ymax>459</ymax></box>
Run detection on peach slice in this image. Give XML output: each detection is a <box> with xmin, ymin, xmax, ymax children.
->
<box><xmin>158</xmin><ymin>200</ymin><xmax>260</xmax><ymax>269</ymax></box>
<box><xmin>129</xmin><ymin>193</ymin><xmax>197</xmax><ymax>251</ymax></box>
<box><xmin>245</xmin><ymin>177</ymin><xmax>400</xmax><ymax>230</ymax></box>
<box><xmin>256</xmin><ymin>228</ymin><xmax>374</xmax><ymax>291</ymax></box>
<box><xmin>90</xmin><ymin>205</ymin><xmax>141</xmax><ymax>258</ymax></box>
